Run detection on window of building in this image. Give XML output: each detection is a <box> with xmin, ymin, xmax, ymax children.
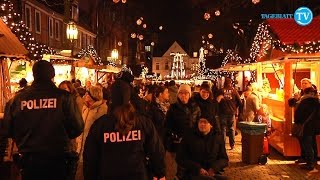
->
<box><xmin>25</xmin><ymin>5</ymin><xmax>32</xmax><ymax>31</ymax></box>
<box><xmin>165</xmin><ymin>62</ymin><xmax>169</xmax><ymax>70</ymax></box>
<box><xmin>35</xmin><ymin>10</ymin><xmax>41</xmax><ymax>34</ymax></box>
<box><xmin>71</xmin><ymin>5</ymin><xmax>79</xmax><ymax>22</ymax></box>
<box><xmin>49</xmin><ymin>17</ymin><xmax>53</xmax><ymax>38</ymax></box>
<box><xmin>145</xmin><ymin>46</ymin><xmax>151</xmax><ymax>52</ymax></box>
<box><xmin>55</xmin><ymin>20</ymin><xmax>60</xmax><ymax>40</ymax></box>
<box><xmin>156</xmin><ymin>63</ymin><xmax>160</xmax><ymax>70</ymax></box>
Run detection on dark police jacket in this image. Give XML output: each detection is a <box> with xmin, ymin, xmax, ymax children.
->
<box><xmin>83</xmin><ymin>113</ymin><xmax>165</xmax><ymax>180</ymax></box>
<box><xmin>2</xmin><ymin>81</ymin><xmax>84</xmax><ymax>155</ymax></box>
<box><xmin>176</xmin><ymin>128</ymin><xmax>229</xmax><ymax>177</ymax></box>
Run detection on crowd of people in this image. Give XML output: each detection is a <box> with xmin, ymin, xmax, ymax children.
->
<box><xmin>0</xmin><ymin>60</ymin><xmax>319</xmax><ymax>180</ymax></box>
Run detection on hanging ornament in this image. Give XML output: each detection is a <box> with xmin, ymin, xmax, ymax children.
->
<box><xmin>131</xmin><ymin>33</ymin><xmax>136</xmax><ymax>38</ymax></box>
<box><xmin>252</xmin><ymin>0</ymin><xmax>260</xmax><ymax>4</ymax></box>
<box><xmin>138</xmin><ymin>35</ymin><xmax>144</xmax><ymax>40</ymax></box>
<box><xmin>215</xmin><ymin>10</ymin><xmax>220</xmax><ymax>16</ymax></box>
<box><xmin>136</xmin><ymin>19</ymin><xmax>142</xmax><ymax>25</ymax></box>
<box><xmin>208</xmin><ymin>33</ymin><xmax>213</xmax><ymax>39</ymax></box>
<box><xmin>204</xmin><ymin>12</ymin><xmax>211</xmax><ymax>20</ymax></box>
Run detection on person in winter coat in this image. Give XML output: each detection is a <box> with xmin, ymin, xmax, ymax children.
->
<box><xmin>148</xmin><ymin>85</ymin><xmax>170</xmax><ymax>145</ymax></box>
<box><xmin>293</xmin><ymin>86</ymin><xmax>319</xmax><ymax>170</ymax></box>
<box><xmin>165</xmin><ymin>84</ymin><xmax>201</xmax><ymax>179</ymax></box>
<box><xmin>176</xmin><ymin>115</ymin><xmax>229</xmax><ymax>180</ymax></box>
<box><xmin>168</xmin><ymin>80</ymin><xmax>178</xmax><ymax>104</ymax></box>
<box><xmin>193</xmin><ymin>83</ymin><xmax>221</xmax><ymax>134</ymax></box>
<box><xmin>76</xmin><ymin>85</ymin><xmax>108</xmax><ymax>180</ymax></box>
<box><xmin>83</xmin><ymin>79</ymin><xmax>166</xmax><ymax>180</ymax></box>
<box><xmin>217</xmin><ymin>78</ymin><xmax>241</xmax><ymax>150</ymax></box>
<box><xmin>243</xmin><ymin>86</ymin><xmax>260</xmax><ymax>122</ymax></box>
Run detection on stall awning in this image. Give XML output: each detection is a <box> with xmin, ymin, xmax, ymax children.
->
<box><xmin>0</xmin><ymin>19</ymin><xmax>28</xmax><ymax>58</ymax></box>
<box><xmin>267</xmin><ymin>16</ymin><xmax>320</xmax><ymax>45</ymax></box>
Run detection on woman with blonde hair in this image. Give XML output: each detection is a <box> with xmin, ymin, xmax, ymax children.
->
<box><xmin>76</xmin><ymin>85</ymin><xmax>108</xmax><ymax>180</ymax></box>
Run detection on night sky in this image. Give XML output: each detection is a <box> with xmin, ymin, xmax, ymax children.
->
<box><xmin>78</xmin><ymin>0</ymin><xmax>320</xmax><ymax>56</ymax></box>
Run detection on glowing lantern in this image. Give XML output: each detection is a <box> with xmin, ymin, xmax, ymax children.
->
<box><xmin>136</xmin><ymin>19</ymin><xmax>142</xmax><ymax>25</ymax></box>
<box><xmin>118</xmin><ymin>41</ymin><xmax>122</xmax><ymax>46</ymax></box>
<box><xmin>208</xmin><ymin>33</ymin><xmax>213</xmax><ymax>39</ymax></box>
<box><xmin>138</xmin><ymin>35</ymin><xmax>144</xmax><ymax>40</ymax></box>
<box><xmin>131</xmin><ymin>33</ymin><xmax>136</xmax><ymax>38</ymax></box>
<box><xmin>215</xmin><ymin>10</ymin><xmax>220</xmax><ymax>16</ymax></box>
<box><xmin>159</xmin><ymin>26</ymin><xmax>163</xmax><ymax>30</ymax></box>
<box><xmin>113</xmin><ymin>0</ymin><xmax>120</xmax><ymax>3</ymax></box>
<box><xmin>143</xmin><ymin>24</ymin><xmax>147</xmax><ymax>28</ymax></box>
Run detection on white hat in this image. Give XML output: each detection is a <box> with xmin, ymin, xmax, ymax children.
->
<box><xmin>178</xmin><ymin>84</ymin><xmax>191</xmax><ymax>96</ymax></box>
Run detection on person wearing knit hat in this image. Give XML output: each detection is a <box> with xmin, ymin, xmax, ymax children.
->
<box><xmin>165</xmin><ymin>83</ymin><xmax>201</xmax><ymax>179</ymax></box>
<box><xmin>178</xmin><ymin>84</ymin><xmax>192</xmax><ymax>104</ymax></box>
<box><xmin>176</xmin><ymin>115</ymin><xmax>229</xmax><ymax>179</ymax></box>
<box><xmin>32</xmin><ymin>60</ymin><xmax>55</xmax><ymax>81</ymax></box>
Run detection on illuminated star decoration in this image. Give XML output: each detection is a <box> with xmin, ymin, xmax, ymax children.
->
<box><xmin>0</xmin><ymin>0</ymin><xmax>55</xmax><ymax>60</ymax></box>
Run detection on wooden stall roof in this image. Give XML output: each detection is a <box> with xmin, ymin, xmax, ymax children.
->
<box><xmin>0</xmin><ymin>19</ymin><xmax>28</xmax><ymax>57</ymax></box>
<box><xmin>267</xmin><ymin>16</ymin><xmax>320</xmax><ymax>45</ymax></box>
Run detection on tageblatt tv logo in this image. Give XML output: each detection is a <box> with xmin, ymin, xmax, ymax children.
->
<box><xmin>294</xmin><ymin>7</ymin><xmax>313</xmax><ymax>26</ymax></box>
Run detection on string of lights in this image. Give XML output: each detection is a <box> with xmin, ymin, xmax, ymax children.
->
<box><xmin>246</xmin><ymin>22</ymin><xmax>320</xmax><ymax>63</ymax></box>
<box><xmin>222</xmin><ymin>49</ymin><xmax>243</xmax><ymax>67</ymax></box>
<box><xmin>0</xmin><ymin>0</ymin><xmax>55</xmax><ymax>60</ymax></box>
<box><xmin>77</xmin><ymin>45</ymin><xmax>102</xmax><ymax>65</ymax></box>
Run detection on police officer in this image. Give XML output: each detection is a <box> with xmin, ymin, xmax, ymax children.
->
<box><xmin>2</xmin><ymin>60</ymin><xmax>84</xmax><ymax>180</ymax></box>
<box><xmin>83</xmin><ymin>79</ymin><xmax>166</xmax><ymax>180</ymax></box>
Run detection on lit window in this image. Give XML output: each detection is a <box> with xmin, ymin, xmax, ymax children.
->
<box><xmin>35</xmin><ymin>10</ymin><xmax>41</xmax><ymax>34</ymax></box>
<box><xmin>156</xmin><ymin>63</ymin><xmax>160</xmax><ymax>70</ymax></box>
<box><xmin>25</xmin><ymin>5</ymin><xmax>32</xmax><ymax>31</ymax></box>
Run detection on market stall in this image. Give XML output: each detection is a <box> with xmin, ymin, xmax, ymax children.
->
<box><xmin>0</xmin><ymin>19</ymin><xmax>28</xmax><ymax>113</ymax></box>
<box><xmin>0</xmin><ymin>18</ymin><xmax>28</xmax><ymax>163</ymax></box>
<box><xmin>244</xmin><ymin>16</ymin><xmax>320</xmax><ymax>157</ymax></box>
<box><xmin>42</xmin><ymin>54</ymin><xmax>78</xmax><ymax>85</ymax></box>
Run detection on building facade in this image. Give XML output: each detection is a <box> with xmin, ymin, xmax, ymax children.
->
<box><xmin>20</xmin><ymin>0</ymin><xmax>96</xmax><ymax>55</ymax></box>
<box><xmin>152</xmin><ymin>41</ymin><xmax>198</xmax><ymax>79</ymax></box>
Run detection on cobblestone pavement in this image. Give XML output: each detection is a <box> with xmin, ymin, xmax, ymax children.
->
<box><xmin>223</xmin><ymin>133</ymin><xmax>320</xmax><ymax>180</ymax></box>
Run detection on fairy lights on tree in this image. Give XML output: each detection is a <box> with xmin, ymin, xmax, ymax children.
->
<box><xmin>222</xmin><ymin>49</ymin><xmax>242</xmax><ymax>67</ymax></box>
<box><xmin>0</xmin><ymin>0</ymin><xmax>54</xmax><ymax>60</ymax></box>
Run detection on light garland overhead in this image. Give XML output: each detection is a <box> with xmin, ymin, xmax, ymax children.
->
<box><xmin>0</xmin><ymin>0</ymin><xmax>54</xmax><ymax>60</ymax></box>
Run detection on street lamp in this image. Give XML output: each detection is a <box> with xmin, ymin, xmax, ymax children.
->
<box><xmin>111</xmin><ymin>49</ymin><xmax>119</xmax><ymax>64</ymax></box>
<box><xmin>66</xmin><ymin>21</ymin><xmax>78</xmax><ymax>80</ymax></box>
<box><xmin>66</xmin><ymin>21</ymin><xmax>78</xmax><ymax>56</ymax></box>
